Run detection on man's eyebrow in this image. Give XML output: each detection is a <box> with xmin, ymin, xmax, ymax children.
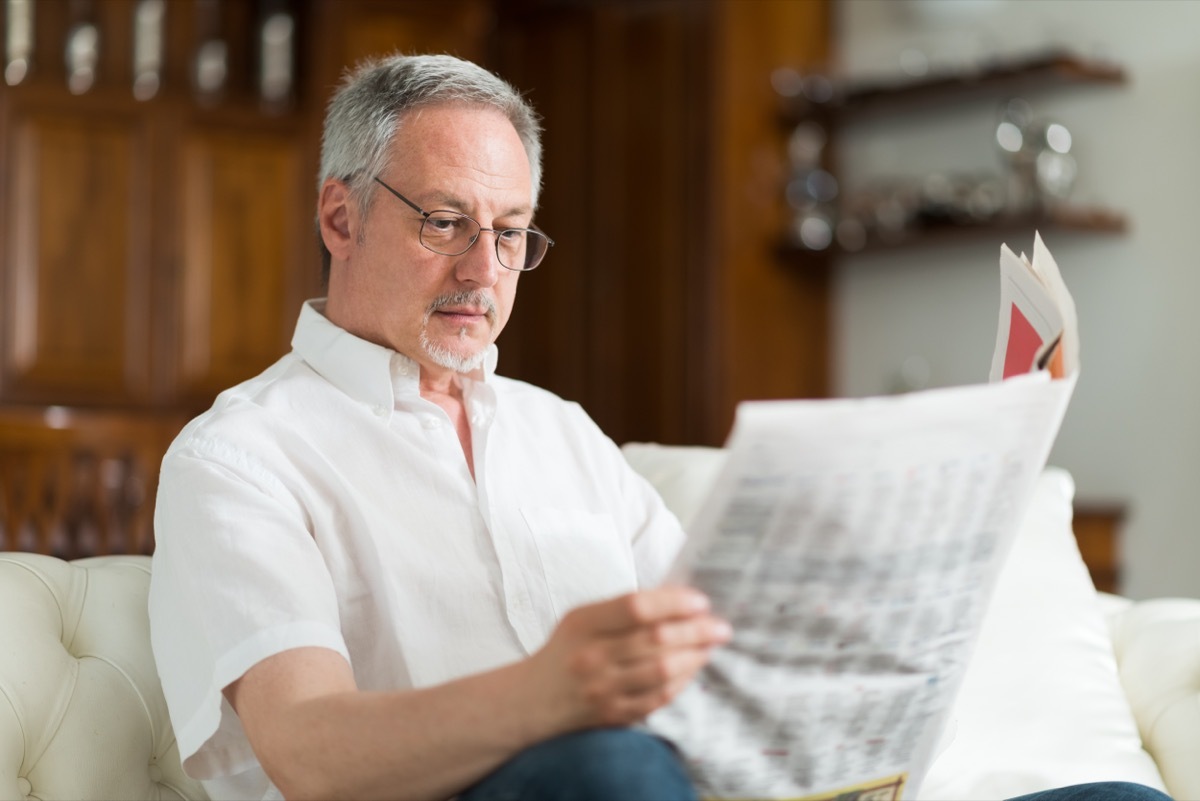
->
<box><xmin>500</xmin><ymin>206</ymin><xmax>534</xmax><ymax>221</ymax></box>
<box><xmin>433</xmin><ymin>193</ymin><xmax>532</xmax><ymax>220</ymax></box>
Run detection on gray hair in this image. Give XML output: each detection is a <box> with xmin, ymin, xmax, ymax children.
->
<box><xmin>317</xmin><ymin>53</ymin><xmax>543</xmax><ymax>279</ymax></box>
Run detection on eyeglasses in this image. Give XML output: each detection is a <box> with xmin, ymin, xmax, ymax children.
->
<box><xmin>372</xmin><ymin>177</ymin><xmax>553</xmax><ymax>272</ymax></box>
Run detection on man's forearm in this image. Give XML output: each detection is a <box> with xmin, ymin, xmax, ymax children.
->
<box><xmin>231</xmin><ymin>589</ymin><xmax>728</xmax><ymax>800</ymax></box>
<box><xmin>234</xmin><ymin>653</ymin><xmax>554</xmax><ymax>801</ymax></box>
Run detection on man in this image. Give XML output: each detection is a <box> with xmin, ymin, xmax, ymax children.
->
<box><xmin>150</xmin><ymin>53</ymin><xmax>729</xmax><ymax>801</ymax></box>
<box><xmin>151</xmin><ymin>53</ymin><xmax>1172</xmax><ymax>801</ymax></box>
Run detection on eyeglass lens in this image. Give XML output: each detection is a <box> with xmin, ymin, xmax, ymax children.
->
<box><xmin>421</xmin><ymin>212</ymin><xmax>549</xmax><ymax>271</ymax></box>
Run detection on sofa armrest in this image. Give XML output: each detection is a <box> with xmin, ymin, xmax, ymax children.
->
<box><xmin>1107</xmin><ymin>596</ymin><xmax>1200</xmax><ymax>801</ymax></box>
<box><xmin>0</xmin><ymin>553</ymin><xmax>208</xmax><ymax>801</ymax></box>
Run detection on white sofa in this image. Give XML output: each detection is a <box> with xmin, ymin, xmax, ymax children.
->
<box><xmin>1</xmin><ymin>445</ymin><xmax>1198</xmax><ymax>801</ymax></box>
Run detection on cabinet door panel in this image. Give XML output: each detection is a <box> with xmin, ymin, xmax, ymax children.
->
<box><xmin>496</xmin><ymin>3</ymin><xmax>709</xmax><ymax>445</ymax></box>
<box><xmin>2</xmin><ymin>112</ymin><xmax>152</xmax><ymax>403</ymax></box>
<box><xmin>177</xmin><ymin>130</ymin><xmax>301</xmax><ymax>400</ymax></box>
<box><xmin>340</xmin><ymin>1</ymin><xmax>491</xmax><ymax>67</ymax></box>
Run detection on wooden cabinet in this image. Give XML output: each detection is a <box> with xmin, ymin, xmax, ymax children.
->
<box><xmin>0</xmin><ymin>0</ymin><xmax>316</xmax><ymax>555</ymax></box>
<box><xmin>0</xmin><ymin>0</ymin><xmax>512</xmax><ymax>556</ymax></box>
<box><xmin>0</xmin><ymin>0</ymin><xmax>317</xmax><ymax>412</ymax></box>
<box><xmin>1073</xmin><ymin>503</ymin><xmax>1124</xmax><ymax>594</ymax></box>
<box><xmin>0</xmin><ymin>0</ymin><xmax>834</xmax><ymax>555</ymax></box>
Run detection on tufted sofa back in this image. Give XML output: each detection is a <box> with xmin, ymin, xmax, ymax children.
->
<box><xmin>0</xmin><ymin>553</ymin><xmax>207</xmax><ymax>801</ymax></box>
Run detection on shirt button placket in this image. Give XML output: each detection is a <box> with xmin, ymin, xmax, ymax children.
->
<box><xmin>476</xmin><ymin>420</ymin><xmax>543</xmax><ymax>653</ymax></box>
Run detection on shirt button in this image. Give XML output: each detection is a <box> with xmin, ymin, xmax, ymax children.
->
<box><xmin>421</xmin><ymin>417</ymin><xmax>440</xmax><ymax>429</ymax></box>
<box><xmin>373</xmin><ymin>405</ymin><xmax>388</xmax><ymax>417</ymax></box>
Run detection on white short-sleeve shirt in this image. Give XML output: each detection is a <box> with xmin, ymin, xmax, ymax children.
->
<box><xmin>148</xmin><ymin>300</ymin><xmax>684</xmax><ymax>801</ymax></box>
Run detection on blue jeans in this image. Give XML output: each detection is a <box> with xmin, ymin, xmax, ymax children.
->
<box><xmin>457</xmin><ymin>728</ymin><xmax>1174</xmax><ymax>801</ymax></box>
<box><xmin>458</xmin><ymin>728</ymin><xmax>696</xmax><ymax>801</ymax></box>
<box><xmin>1011</xmin><ymin>784</ymin><xmax>1173</xmax><ymax>801</ymax></box>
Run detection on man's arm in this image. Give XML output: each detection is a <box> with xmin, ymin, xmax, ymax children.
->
<box><xmin>227</xmin><ymin>586</ymin><xmax>731</xmax><ymax>801</ymax></box>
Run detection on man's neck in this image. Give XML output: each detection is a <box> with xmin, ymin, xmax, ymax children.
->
<box><xmin>419</xmin><ymin>368</ymin><xmax>476</xmax><ymax>479</ymax></box>
<box><xmin>419</xmin><ymin>366</ymin><xmax>465</xmax><ymax>404</ymax></box>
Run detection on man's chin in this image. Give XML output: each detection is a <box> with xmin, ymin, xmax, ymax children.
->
<box><xmin>421</xmin><ymin>339</ymin><xmax>488</xmax><ymax>374</ymax></box>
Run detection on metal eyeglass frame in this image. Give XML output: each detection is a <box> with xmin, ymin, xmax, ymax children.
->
<box><xmin>372</xmin><ymin>176</ymin><xmax>553</xmax><ymax>271</ymax></box>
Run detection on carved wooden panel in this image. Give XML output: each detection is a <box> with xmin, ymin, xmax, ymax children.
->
<box><xmin>0</xmin><ymin>406</ymin><xmax>184</xmax><ymax>557</ymax></box>
<box><xmin>1</xmin><ymin>110</ymin><xmax>152</xmax><ymax>404</ymax></box>
<box><xmin>175</xmin><ymin>128</ymin><xmax>302</xmax><ymax>401</ymax></box>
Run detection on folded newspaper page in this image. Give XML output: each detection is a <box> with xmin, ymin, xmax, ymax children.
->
<box><xmin>990</xmin><ymin>232</ymin><xmax>1078</xmax><ymax>381</ymax></box>
<box><xmin>649</xmin><ymin>233</ymin><xmax>1077</xmax><ymax>800</ymax></box>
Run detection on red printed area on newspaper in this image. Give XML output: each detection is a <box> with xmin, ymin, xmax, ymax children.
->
<box><xmin>989</xmin><ymin>232</ymin><xmax>1078</xmax><ymax>382</ymax></box>
<box><xmin>1002</xmin><ymin>305</ymin><xmax>1045</xmax><ymax>380</ymax></box>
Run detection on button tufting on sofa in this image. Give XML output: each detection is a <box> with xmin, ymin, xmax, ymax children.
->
<box><xmin>0</xmin><ymin>553</ymin><xmax>208</xmax><ymax>801</ymax></box>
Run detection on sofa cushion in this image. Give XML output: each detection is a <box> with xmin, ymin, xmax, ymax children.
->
<box><xmin>0</xmin><ymin>553</ymin><xmax>208</xmax><ymax>801</ymax></box>
<box><xmin>620</xmin><ymin>442</ymin><xmax>728</xmax><ymax>529</ymax></box>
<box><xmin>1108</xmin><ymin>596</ymin><xmax>1200</xmax><ymax>801</ymax></box>
<box><xmin>920</xmin><ymin>467</ymin><xmax>1166</xmax><ymax>799</ymax></box>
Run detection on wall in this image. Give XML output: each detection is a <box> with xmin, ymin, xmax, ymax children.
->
<box><xmin>832</xmin><ymin>0</ymin><xmax>1200</xmax><ymax>598</ymax></box>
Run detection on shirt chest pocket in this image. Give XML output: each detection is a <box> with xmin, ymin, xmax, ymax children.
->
<box><xmin>520</xmin><ymin>506</ymin><xmax>639</xmax><ymax>621</ymax></box>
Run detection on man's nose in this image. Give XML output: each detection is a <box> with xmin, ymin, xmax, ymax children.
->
<box><xmin>455</xmin><ymin>232</ymin><xmax>503</xmax><ymax>286</ymax></box>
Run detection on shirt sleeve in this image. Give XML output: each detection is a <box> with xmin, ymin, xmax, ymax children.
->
<box><xmin>148</xmin><ymin>433</ymin><xmax>350</xmax><ymax>781</ymax></box>
<box><xmin>564</xmin><ymin>404</ymin><xmax>687</xmax><ymax>588</ymax></box>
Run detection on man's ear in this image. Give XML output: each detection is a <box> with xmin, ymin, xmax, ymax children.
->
<box><xmin>318</xmin><ymin>178</ymin><xmax>357</xmax><ymax>262</ymax></box>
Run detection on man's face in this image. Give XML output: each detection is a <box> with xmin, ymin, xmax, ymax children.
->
<box><xmin>335</xmin><ymin>104</ymin><xmax>532</xmax><ymax>376</ymax></box>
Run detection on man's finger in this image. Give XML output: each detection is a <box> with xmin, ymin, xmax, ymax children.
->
<box><xmin>566</xmin><ymin>586</ymin><xmax>712</xmax><ymax>635</ymax></box>
<box><xmin>607</xmin><ymin>616</ymin><xmax>732</xmax><ymax>664</ymax></box>
<box><xmin>609</xmin><ymin>645</ymin><xmax>713</xmax><ymax>696</ymax></box>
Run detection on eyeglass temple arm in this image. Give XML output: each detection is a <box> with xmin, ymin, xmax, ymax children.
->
<box><xmin>372</xmin><ymin>176</ymin><xmax>427</xmax><ymax>216</ymax></box>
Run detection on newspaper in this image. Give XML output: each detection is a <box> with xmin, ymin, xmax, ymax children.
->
<box><xmin>649</xmin><ymin>233</ymin><xmax>1078</xmax><ymax>800</ymax></box>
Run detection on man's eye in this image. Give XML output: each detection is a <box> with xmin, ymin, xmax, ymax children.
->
<box><xmin>426</xmin><ymin>216</ymin><xmax>460</xmax><ymax>233</ymax></box>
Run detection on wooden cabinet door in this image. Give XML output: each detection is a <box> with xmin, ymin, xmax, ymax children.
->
<box><xmin>334</xmin><ymin>0</ymin><xmax>492</xmax><ymax>68</ymax></box>
<box><xmin>172</xmin><ymin>125</ymin><xmax>305</xmax><ymax>402</ymax></box>
<box><xmin>494</xmin><ymin>2</ymin><xmax>710</xmax><ymax>446</ymax></box>
<box><xmin>1</xmin><ymin>105</ymin><xmax>154</xmax><ymax>405</ymax></box>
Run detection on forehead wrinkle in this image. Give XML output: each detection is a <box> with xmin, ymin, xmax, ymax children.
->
<box><xmin>428</xmin><ymin>188</ymin><xmax>531</xmax><ymax>220</ymax></box>
<box><xmin>392</xmin><ymin>107</ymin><xmax>532</xmax><ymax>218</ymax></box>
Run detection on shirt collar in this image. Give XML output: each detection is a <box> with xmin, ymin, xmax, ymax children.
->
<box><xmin>291</xmin><ymin>299</ymin><xmax>500</xmax><ymax>412</ymax></box>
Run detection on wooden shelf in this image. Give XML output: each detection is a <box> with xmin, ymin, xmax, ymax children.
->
<box><xmin>783</xmin><ymin>50</ymin><xmax>1128</xmax><ymax>121</ymax></box>
<box><xmin>850</xmin><ymin>205</ymin><xmax>1126</xmax><ymax>255</ymax></box>
<box><xmin>781</xmin><ymin>205</ymin><xmax>1127</xmax><ymax>259</ymax></box>
<box><xmin>778</xmin><ymin>49</ymin><xmax>1130</xmax><ymax>259</ymax></box>
<box><xmin>846</xmin><ymin>51</ymin><xmax>1125</xmax><ymax>115</ymax></box>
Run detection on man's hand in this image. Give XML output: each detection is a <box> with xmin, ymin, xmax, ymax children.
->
<box><xmin>222</xmin><ymin>588</ymin><xmax>728</xmax><ymax>801</ymax></box>
<box><xmin>527</xmin><ymin>587</ymin><xmax>732</xmax><ymax>731</ymax></box>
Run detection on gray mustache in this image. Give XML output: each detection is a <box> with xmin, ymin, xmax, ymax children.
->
<box><xmin>427</xmin><ymin>290</ymin><xmax>497</xmax><ymax>322</ymax></box>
